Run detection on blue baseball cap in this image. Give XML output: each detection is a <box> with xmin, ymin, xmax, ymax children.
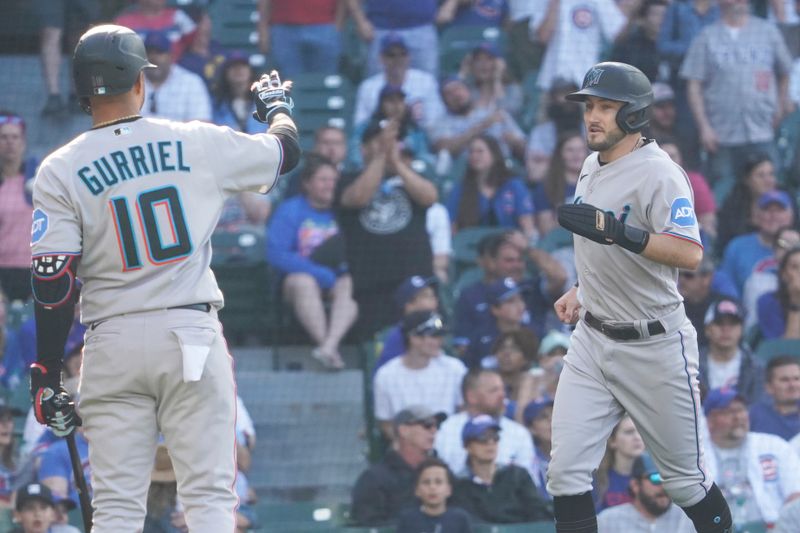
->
<box><xmin>472</xmin><ymin>41</ymin><xmax>500</xmax><ymax>58</ymax></box>
<box><xmin>462</xmin><ymin>414</ymin><xmax>502</xmax><ymax>444</ymax></box>
<box><xmin>144</xmin><ymin>31</ymin><xmax>172</xmax><ymax>53</ymax></box>
<box><xmin>395</xmin><ymin>276</ymin><xmax>438</xmax><ymax>309</ymax></box>
<box><xmin>632</xmin><ymin>452</ymin><xmax>662</xmax><ymax>485</ymax></box>
<box><xmin>488</xmin><ymin>277</ymin><xmax>521</xmax><ymax>306</ymax></box>
<box><xmin>703</xmin><ymin>388</ymin><xmax>746</xmax><ymax>415</ymax></box>
<box><xmin>758</xmin><ymin>190</ymin><xmax>792</xmax><ymax>210</ymax></box>
<box><xmin>523</xmin><ymin>399</ymin><xmax>554</xmax><ymax>426</ymax></box>
<box><xmin>380</xmin><ymin>33</ymin><xmax>408</xmax><ymax>54</ymax></box>
<box><xmin>379</xmin><ymin>84</ymin><xmax>405</xmax><ymax>101</ymax></box>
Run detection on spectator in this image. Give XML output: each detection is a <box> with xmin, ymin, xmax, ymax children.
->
<box><xmin>768</xmin><ymin>0</ymin><xmax>800</xmax><ymax>57</ymax></box>
<box><xmin>143</xmin><ymin>444</ymin><xmax>182</xmax><ymax>532</ymax></box>
<box><xmin>336</xmin><ymin>121</ymin><xmax>437</xmax><ymax>337</ymax></box>
<box><xmin>505</xmin><ymin>0</ymin><xmax>547</xmax><ymax>81</ymax></box>
<box><xmin>643</xmin><ymin>84</ymin><xmax>678</xmax><ymax>142</ymax></box>
<box><xmin>776</xmin><ymin>497</ymin><xmax>800</xmax><ymax>533</ymax></box>
<box><xmin>460</xmin><ymin>43</ymin><xmax>523</xmax><ymax>117</ymax></box>
<box><xmin>447</xmin><ymin>135</ymin><xmax>534</xmax><ymax>238</ymax></box>
<box><xmin>141</xmin><ymin>31</ymin><xmax>212</xmax><ymax>122</ymax></box>
<box><xmin>749</xmin><ymin>356</ymin><xmax>800</xmax><ymax>441</ymax></box>
<box><xmin>0</xmin><ymin>401</ymin><xmax>23</xmax><ymax>510</ymax></box>
<box><xmin>435</xmin><ymin>368</ymin><xmax>535</xmax><ymax>479</ymax></box>
<box><xmin>594</xmin><ymin>415</ymin><xmax>646</xmax><ymax>512</ymax></box>
<box><xmin>492</xmin><ymin>330</ymin><xmax>540</xmax><ymax>420</ymax></box>
<box><xmin>353</xmin><ymin>34</ymin><xmax>445</xmax><ymax>132</ymax></box>
<box><xmin>431</xmin><ymin>76</ymin><xmax>526</xmax><ymax>160</ymax></box>
<box><xmin>450</xmin><ymin>415</ymin><xmax>552</xmax><ymax>523</ymax></box>
<box><xmin>10</xmin><ymin>483</ymin><xmax>80</xmax><ymax>533</ymax></box>
<box><xmin>720</xmin><ymin>190</ymin><xmax>795</xmax><ymax>298</ymax></box>
<box><xmin>757</xmin><ymin>246</ymin><xmax>800</xmax><ymax>340</ymax></box>
<box><xmin>351</xmin><ymin>405</ymin><xmax>446</xmax><ymax>526</ymax></box>
<box><xmin>436</xmin><ymin>0</ymin><xmax>509</xmax><ymax>28</ymax></box>
<box><xmin>374</xmin><ymin>312</ymin><xmax>466</xmax><ymax>438</ymax></box>
<box><xmin>211</xmin><ymin>52</ymin><xmax>261</xmax><ymax>134</ymax></box>
<box><xmin>267</xmin><ymin>155</ymin><xmax>357</xmax><ymax>370</ymax></box>
<box><xmin>36</xmin><ymin>0</ymin><xmax>99</xmax><ymax>116</ymax></box>
<box><xmin>373</xmin><ymin>275</ymin><xmax>440</xmax><ymax>375</ymax></box>
<box><xmin>312</xmin><ymin>125</ymin><xmax>348</xmax><ymax>172</ymax></box>
<box><xmin>659</xmin><ymin>139</ymin><xmax>716</xmax><ymax>238</ymax></box>
<box><xmin>596</xmin><ymin>452</ymin><xmax>695</xmax><ymax>532</ymax></box>
<box><xmin>114</xmin><ymin>0</ymin><xmax>196</xmax><ymax>58</ymax></box>
<box><xmin>610</xmin><ymin>0</ymin><xmax>669</xmax><ymax>82</ymax></box>
<box><xmin>533</xmin><ymin>130</ymin><xmax>588</xmax><ymax>236</ymax></box>
<box><xmin>529</xmin><ymin>330</ymin><xmax>569</xmax><ymax>402</ymax></box>
<box><xmin>395</xmin><ymin>458</ymin><xmax>473</xmax><ymax>533</ymax></box>
<box><xmin>525</xmin><ymin>79</ymin><xmax>583</xmax><ymax>182</ymax></box>
<box><xmin>716</xmin><ymin>154</ymin><xmax>782</xmax><ymax>257</ymax></box>
<box><xmin>656</xmin><ymin>0</ymin><xmax>719</xmax><ymax>85</ymax></box>
<box><xmin>681</xmin><ymin>0</ymin><xmax>794</xmax><ymax>202</ymax></box>
<box><xmin>703</xmin><ymin>388</ymin><xmax>800</xmax><ymax>525</ymax></box>
<box><xmin>0</xmin><ymin>112</ymin><xmax>35</xmax><ymax>301</ymax></box>
<box><xmin>743</xmin><ymin>227</ymin><xmax>800</xmax><ymax>330</ymax></box>
<box><xmin>256</xmin><ymin>0</ymin><xmax>343</xmax><ymax>76</ymax></box>
<box><xmin>530</xmin><ymin>0</ymin><xmax>627</xmax><ymax>91</ymax></box>
<box><xmin>177</xmin><ymin>7</ymin><xmax>228</xmax><ymax>89</ymax></box>
<box><xmin>37</xmin><ymin>429</ymin><xmax>91</xmax><ymax>516</ymax></box>
<box><xmin>699</xmin><ymin>298</ymin><xmax>764</xmax><ymax>403</ymax></box>
<box><xmin>678</xmin><ymin>256</ymin><xmax>722</xmax><ymax>345</ymax></box>
<box><xmin>524</xmin><ymin>399</ymin><xmax>554</xmax><ymax>500</ymax></box>
<box><xmin>351</xmin><ymin>85</ymin><xmax>433</xmax><ymax>168</ymax></box>
<box><xmin>345</xmin><ymin>0</ymin><xmax>439</xmax><ymax>76</ymax></box>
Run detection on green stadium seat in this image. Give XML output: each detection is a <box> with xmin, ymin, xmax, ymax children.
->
<box><xmin>754</xmin><ymin>338</ymin><xmax>800</xmax><ymax>364</ymax></box>
<box><xmin>518</xmin><ymin>70</ymin><xmax>543</xmax><ymax>132</ymax></box>
<box><xmin>736</xmin><ymin>521</ymin><xmax>767</xmax><ymax>533</ymax></box>
<box><xmin>5</xmin><ymin>298</ymin><xmax>34</xmax><ymax>331</ymax></box>
<box><xmin>538</xmin><ymin>227</ymin><xmax>574</xmax><ymax>253</ymax></box>
<box><xmin>255</xmin><ymin>501</ymin><xmax>350</xmax><ymax>532</ymax></box>
<box><xmin>474</xmin><ymin>521</ymin><xmax>556</xmax><ymax>533</ymax></box>
<box><xmin>453</xmin><ymin>267</ymin><xmax>484</xmax><ymax>300</ymax></box>
<box><xmin>776</xmin><ymin>110</ymin><xmax>800</xmax><ymax>185</ymax></box>
<box><xmin>208</xmin><ymin>0</ymin><xmax>260</xmax><ymax>52</ymax></box>
<box><xmin>439</xmin><ymin>26</ymin><xmax>508</xmax><ymax>76</ymax></box>
<box><xmin>452</xmin><ymin>226</ymin><xmax>507</xmax><ymax>271</ymax></box>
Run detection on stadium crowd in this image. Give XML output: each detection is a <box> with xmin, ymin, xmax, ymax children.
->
<box><xmin>2</xmin><ymin>0</ymin><xmax>800</xmax><ymax>531</ymax></box>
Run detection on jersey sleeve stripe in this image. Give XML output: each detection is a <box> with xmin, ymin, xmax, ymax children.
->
<box><xmin>663</xmin><ymin>231</ymin><xmax>704</xmax><ymax>249</ymax></box>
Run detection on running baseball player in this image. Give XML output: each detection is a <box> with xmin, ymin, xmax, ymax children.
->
<box><xmin>28</xmin><ymin>24</ymin><xmax>299</xmax><ymax>532</ymax></box>
<box><xmin>548</xmin><ymin>62</ymin><xmax>733</xmax><ymax>533</ymax></box>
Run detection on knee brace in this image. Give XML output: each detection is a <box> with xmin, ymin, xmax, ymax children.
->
<box><xmin>681</xmin><ymin>483</ymin><xmax>733</xmax><ymax>533</ymax></box>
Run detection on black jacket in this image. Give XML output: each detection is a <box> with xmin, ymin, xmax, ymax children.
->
<box><xmin>451</xmin><ymin>464</ymin><xmax>553</xmax><ymax>524</ymax></box>
<box><xmin>350</xmin><ymin>449</ymin><xmax>418</xmax><ymax>526</ymax></box>
<box><xmin>698</xmin><ymin>345</ymin><xmax>764</xmax><ymax>403</ymax></box>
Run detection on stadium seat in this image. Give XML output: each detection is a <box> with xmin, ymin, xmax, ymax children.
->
<box><xmin>754</xmin><ymin>338</ymin><xmax>800</xmax><ymax>364</ymax></box>
<box><xmin>538</xmin><ymin>226</ymin><xmax>574</xmax><ymax>253</ymax></box>
<box><xmin>439</xmin><ymin>26</ymin><xmax>508</xmax><ymax>76</ymax></box>
<box><xmin>474</xmin><ymin>522</ymin><xmax>556</xmax><ymax>533</ymax></box>
<box><xmin>208</xmin><ymin>0</ymin><xmax>260</xmax><ymax>52</ymax></box>
<box><xmin>518</xmin><ymin>70</ymin><xmax>543</xmax><ymax>132</ymax></box>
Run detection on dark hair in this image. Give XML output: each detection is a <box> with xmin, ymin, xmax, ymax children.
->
<box><xmin>299</xmin><ymin>154</ymin><xmax>336</xmax><ymax>184</ymax></box>
<box><xmin>638</xmin><ymin>0</ymin><xmax>668</xmax><ymax>18</ymax></box>
<box><xmin>314</xmin><ymin>125</ymin><xmax>345</xmax><ymax>143</ymax></box>
<box><xmin>414</xmin><ymin>457</ymin><xmax>455</xmax><ymax>488</ymax></box>
<box><xmin>370</xmin><ymin>88</ymin><xmax>414</xmax><ymax>139</ymax></box>
<box><xmin>460</xmin><ymin>367</ymin><xmax>501</xmax><ymax>401</ymax></box>
<box><xmin>544</xmin><ymin>131</ymin><xmax>584</xmax><ymax>209</ymax></box>
<box><xmin>491</xmin><ymin>329</ymin><xmax>540</xmax><ymax>364</ymax></box>
<box><xmin>765</xmin><ymin>354</ymin><xmax>800</xmax><ymax>382</ymax></box>
<box><xmin>456</xmin><ymin>134</ymin><xmax>512</xmax><ymax>229</ymax></box>
<box><xmin>212</xmin><ymin>60</ymin><xmax>255</xmax><ymax>109</ymax></box>
<box><xmin>777</xmin><ymin>247</ymin><xmax>800</xmax><ymax>323</ymax></box>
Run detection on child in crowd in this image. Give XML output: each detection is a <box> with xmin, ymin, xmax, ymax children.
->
<box><xmin>396</xmin><ymin>458</ymin><xmax>473</xmax><ymax>533</ymax></box>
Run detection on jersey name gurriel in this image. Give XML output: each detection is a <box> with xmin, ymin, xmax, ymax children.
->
<box><xmin>78</xmin><ymin>140</ymin><xmax>191</xmax><ymax>196</ymax></box>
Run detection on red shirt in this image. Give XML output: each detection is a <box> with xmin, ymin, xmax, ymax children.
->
<box><xmin>270</xmin><ymin>0</ymin><xmax>337</xmax><ymax>25</ymax></box>
<box><xmin>686</xmin><ymin>171</ymin><xmax>716</xmax><ymax>217</ymax></box>
<box><xmin>0</xmin><ymin>174</ymin><xmax>32</xmax><ymax>268</ymax></box>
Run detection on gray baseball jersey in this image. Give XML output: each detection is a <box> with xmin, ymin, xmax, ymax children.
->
<box><xmin>572</xmin><ymin>140</ymin><xmax>702</xmax><ymax>321</ymax></box>
<box><xmin>31</xmin><ymin>117</ymin><xmax>282</xmax><ymax>323</ymax></box>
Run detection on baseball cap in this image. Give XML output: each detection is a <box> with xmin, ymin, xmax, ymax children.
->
<box><xmin>703</xmin><ymin>387</ymin><xmax>746</xmax><ymax>415</ymax></box>
<box><xmin>488</xmin><ymin>277</ymin><xmax>521</xmax><ymax>306</ymax></box>
<box><xmin>393</xmin><ymin>405</ymin><xmax>447</xmax><ymax>429</ymax></box>
<box><xmin>758</xmin><ymin>190</ymin><xmax>792</xmax><ymax>210</ymax></box>
<box><xmin>538</xmin><ymin>331</ymin><xmax>571</xmax><ymax>356</ymax></box>
<box><xmin>704</xmin><ymin>298</ymin><xmax>744</xmax><ymax>326</ymax></box>
<box><xmin>652</xmin><ymin>82</ymin><xmax>675</xmax><ymax>104</ymax></box>
<box><xmin>472</xmin><ymin>42</ymin><xmax>500</xmax><ymax>58</ymax></box>
<box><xmin>15</xmin><ymin>483</ymin><xmax>57</xmax><ymax>511</ymax></box>
<box><xmin>462</xmin><ymin>414</ymin><xmax>502</xmax><ymax>444</ymax></box>
<box><xmin>395</xmin><ymin>275</ymin><xmax>437</xmax><ymax>309</ymax></box>
<box><xmin>223</xmin><ymin>50</ymin><xmax>250</xmax><ymax>68</ymax></box>
<box><xmin>380</xmin><ymin>33</ymin><xmax>408</xmax><ymax>54</ymax></box>
<box><xmin>144</xmin><ymin>31</ymin><xmax>172</xmax><ymax>53</ymax></box>
<box><xmin>379</xmin><ymin>84</ymin><xmax>406</xmax><ymax>101</ymax></box>
<box><xmin>523</xmin><ymin>399</ymin><xmax>554</xmax><ymax>426</ymax></box>
<box><xmin>402</xmin><ymin>310</ymin><xmax>446</xmax><ymax>337</ymax></box>
<box><xmin>632</xmin><ymin>452</ymin><xmax>662</xmax><ymax>485</ymax></box>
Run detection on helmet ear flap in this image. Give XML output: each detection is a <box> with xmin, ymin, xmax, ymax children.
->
<box><xmin>616</xmin><ymin>103</ymin><xmax>651</xmax><ymax>134</ymax></box>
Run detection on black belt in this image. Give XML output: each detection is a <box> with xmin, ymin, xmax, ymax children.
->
<box><xmin>169</xmin><ymin>303</ymin><xmax>212</xmax><ymax>312</ymax></box>
<box><xmin>584</xmin><ymin>311</ymin><xmax>665</xmax><ymax>341</ymax></box>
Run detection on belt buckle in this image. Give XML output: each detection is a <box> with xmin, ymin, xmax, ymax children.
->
<box><xmin>601</xmin><ymin>323</ymin><xmax>640</xmax><ymax>341</ymax></box>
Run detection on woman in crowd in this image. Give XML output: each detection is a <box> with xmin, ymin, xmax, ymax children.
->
<box><xmin>757</xmin><ymin>246</ymin><xmax>800</xmax><ymax>340</ymax></box>
<box><xmin>447</xmin><ymin>134</ymin><xmax>535</xmax><ymax>240</ymax></box>
<box><xmin>593</xmin><ymin>415</ymin><xmax>646</xmax><ymax>512</ymax></box>
<box><xmin>491</xmin><ymin>330</ymin><xmax>540</xmax><ymax>421</ymax></box>
<box><xmin>532</xmin><ymin>132</ymin><xmax>588</xmax><ymax>237</ymax></box>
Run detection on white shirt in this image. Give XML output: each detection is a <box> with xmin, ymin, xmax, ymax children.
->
<box><xmin>707</xmin><ymin>351</ymin><xmax>743</xmax><ymax>390</ymax></box>
<box><xmin>353</xmin><ymin>69</ymin><xmax>446</xmax><ymax>131</ymax></box>
<box><xmin>434</xmin><ymin>411</ymin><xmax>536</xmax><ymax>480</ymax></box>
<box><xmin>597</xmin><ymin>502</ymin><xmax>695</xmax><ymax>532</ymax></box>
<box><xmin>791</xmin><ymin>433</ymin><xmax>800</xmax><ymax>458</ymax></box>
<box><xmin>143</xmin><ymin>64</ymin><xmax>212</xmax><ymax>122</ymax></box>
<box><xmin>426</xmin><ymin>202</ymin><xmax>452</xmax><ymax>256</ymax></box>
<box><xmin>373</xmin><ymin>353</ymin><xmax>467</xmax><ymax>421</ymax></box>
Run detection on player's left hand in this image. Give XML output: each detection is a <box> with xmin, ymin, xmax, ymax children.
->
<box><xmin>251</xmin><ymin>70</ymin><xmax>294</xmax><ymax>124</ymax></box>
<box><xmin>558</xmin><ymin>203</ymin><xmax>650</xmax><ymax>254</ymax></box>
<box><xmin>30</xmin><ymin>365</ymin><xmax>82</xmax><ymax>437</ymax></box>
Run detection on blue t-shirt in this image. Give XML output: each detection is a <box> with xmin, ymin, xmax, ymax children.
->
<box><xmin>365</xmin><ymin>0</ymin><xmax>438</xmax><ymax>28</ymax></box>
<box><xmin>447</xmin><ymin>0</ymin><xmax>508</xmax><ymax>27</ymax></box>
<box><xmin>447</xmin><ymin>178</ymin><xmax>533</xmax><ymax>230</ymax></box>
<box><xmin>749</xmin><ymin>397</ymin><xmax>800</xmax><ymax>441</ymax></box>
<box><xmin>595</xmin><ymin>469</ymin><xmax>632</xmax><ymax>512</ymax></box>
<box><xmin>38</xmin><ymin>433</ymin><xmax>91</xmax><ymax>507</ymax></box>
<box><xmin>396</xmin><ymin>506</ymin><xmax>473</xmax><ymax>533</ymax></box>
<box><xmin>532</xmin><ymin>183</ymin><xmax>577</xmax><ymax>213</ymax></box>
<box><xmin>266</xmin><ymin>195</ymin><xmax>342</xmax><ymax>289</ymax></box>
<box><xmin>719</xmin><ymin>233</ymin><xmax>774</xmax><ymax>298</ymax></box>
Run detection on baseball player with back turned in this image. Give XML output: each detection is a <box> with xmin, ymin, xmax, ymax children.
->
<box><xmin>548</xmin><ymin>62</ymin><xmax>734</xmax><ymax>533</ymax></box>
<box><xmin>28</xmin><ymin>25</ymin><xmax>299</xmax><ymax>531</ymax></box>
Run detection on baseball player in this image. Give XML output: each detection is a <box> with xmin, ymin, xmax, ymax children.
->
<box><xmin>548</xmin><ymin>62</ymin><xmax>733</xmax><ymax>533</ymax></box>
<box><xmin>28</xmin><ymin>24</ymin><xmax>299</xmax><ymax>532</ymax></box>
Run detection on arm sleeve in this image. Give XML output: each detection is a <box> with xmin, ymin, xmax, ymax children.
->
<box><xmin>426</xmin><ymin>203</ymin><xmax>453</xmax><ymax>255</ymax></box>
<box><xmin>757</xmin><ymin>292</ymin><xmax>785</xmax><ymax>339</ymax></box>
<box><xmin>511</xmin><ymin>179</ymin><xmax>535</xmax><ymax>217</ymax></box>
<box><xmin>373</xmin><ymin>371</ymin><xmax>392</xmax><ymax>421</ymax></box>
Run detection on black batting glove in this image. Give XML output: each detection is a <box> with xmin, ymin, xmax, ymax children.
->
<box><xmin>558</xmin><ymin>203</ymin><xmax>650</xmax><ymax>254</ymax></box>
<box><xmin>30</xmin><ymin>363</ymin><xmax>82</xmax><ymax>437</ymax></box>
<box><xmin>252</xmin><ymin>70</ymin><xmax>294</xmax><ymax>124</ymax></box>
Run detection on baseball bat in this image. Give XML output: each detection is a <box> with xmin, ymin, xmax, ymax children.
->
<box><xmin>67</xmin><ymin>432</ymin><xmax>93</xmax><ymax>532</ymax></box>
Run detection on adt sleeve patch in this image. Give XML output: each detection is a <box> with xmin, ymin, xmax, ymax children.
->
<box><xmin>31</xmin><ymin>208</ymin><xmax>49</xmax><ymax>244</ymax></box>
<box><xmin>670</xmin><ymin>197</ymin><xmax>696</xmax><ymax>228</ymax></box>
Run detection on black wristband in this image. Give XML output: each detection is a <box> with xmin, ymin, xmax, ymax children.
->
<box><xmin>615</xmin><ymin>224</ymin><xmax>650</xmax><ymax>254</ymax></box>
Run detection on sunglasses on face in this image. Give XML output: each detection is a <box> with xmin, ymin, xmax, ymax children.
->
<box><xmin>414</xmin><ymin>419</ymin><xmax>439</xmax><ymax>430</ymax></box>
<box><xmin>472</xmin><ymin>433</ymin><xmax>500</xmax><ymax>444</ymax></box>
<box><xmin>384</xmin><ymin>50</ymin><xmax>408</xmax><ymax>59</ymax></box>
<box><xmin>410</xmin><ymin>316</ymin><xmax>445</xmax><ymax>337</ymax></box>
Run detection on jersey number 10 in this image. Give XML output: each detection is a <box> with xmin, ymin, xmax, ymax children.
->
<box><xmin>109</xmin><ymin>186</ymin><xmax>192</xmax><ymax>271</ymax></box>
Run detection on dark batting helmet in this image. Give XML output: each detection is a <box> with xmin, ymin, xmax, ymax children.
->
<box><xmin>566</xmin><ymin>62</ymin><xmax>653</xmax><ymax>134</ymax></box>
<box><xmin>72</xmin><ymin>24</ymin><xmax>156</xmax><ymax>113</ymax></box>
